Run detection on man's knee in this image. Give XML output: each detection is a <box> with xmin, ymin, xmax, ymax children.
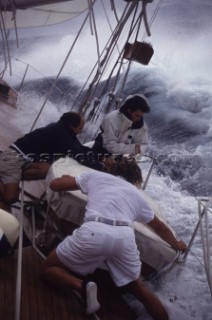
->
<box><xmin>22</xmin><ymin>162</ymin><xmax>50</xmax><ymax>180</ymax></box>
<box><xmin>124</xmin><ymin>277</ymin><xmax>145</xmax><ymax>297</ymax></box>
<box><xmin>2</xmin><ymin>192</ymin><xmax>19</xmax><ymax>204</ymax></box>
<box><xmin>0</xmin><ymin>182</ymin><xmax>20</xmax><ymax>205</ymax></box>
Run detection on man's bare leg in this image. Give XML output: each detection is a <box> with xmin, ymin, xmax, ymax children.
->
<box><xmin>40</xmin><ymin>249</ymin><xmax>100</xmax><ymax>315</ymax></box>
<box><xmin>126</xmin><ymin>277</ymin><xmax>168</xmax><ymax>320</ymax></box>
<box><xmin>0</xmin><ymin>181</ymin><xmax>20</xmax><ymax>212</ymax></box>
<box><xmin>40</xmin><ymin>249</ymin><xmax>83</xmax><ymax>290</ymax></box>
<box><xmin>0</xmin><ymin>197</ymin><xmax>11</xmax><ymax>212</ymax></box>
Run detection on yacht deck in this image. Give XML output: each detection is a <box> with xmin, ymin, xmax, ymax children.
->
<box><xmin>0</xmin><ymin>246</ymin><xmax>136</xmax><ymax>320</ymax></box>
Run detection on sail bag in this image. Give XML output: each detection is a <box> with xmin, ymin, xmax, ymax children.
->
<box><xmin>123</xmin><ymin>41</ymin><xmax>154</xmax><ymax>65</ymax></box>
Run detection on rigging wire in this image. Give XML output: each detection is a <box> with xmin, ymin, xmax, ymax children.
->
<box><xmin>77</xmin><ymin>1</ymin><xmax>134</xmax><ymax>114</ymax></box>
<box><xmin>84</xmin><ymin>0</ymin><xmax>166</xmax><ymax>139</ymax></box>
<box><xmin>188</xmin><ymin>249</ymin><xmax>206</xmax><ymax>270</ymax></box>
<box><xmin>87</xmin><ymin>0</ymin><xmax>94</xmax><ymax>35</ymax></box>
<box><xmin>109</xmin><ymin>0</ymin><xmax>119</xmax><ymax>23</ymax></box>
<box><xmin>26</xmin><ymin>0</ymin><xmax>161</xmax><ymax>130</ymax></box>
<box><xmin>89</xmin><ymin>0</ymin><xmax>160</xmax><ymax>123</ymax></box>
<box><xmin>142</xmin><ymin>0</ymin><xmax>164</xmax><ymax>40</ymax></box>
<box><xmin>0</xmin><ymin>0</ymin><xmax>20</xmax><ymax>75</ymax></box>
<box><xmin>12</xmin><ymin>1</ymin><xmax>19</xmax><ymax>49</ymax></box>
<box><xmin>89</xmin><ymin>21</ymin><xmax>139</xmax><ymax>121</ymax></box>
<box><xmin>101</xmin><ymin>0</ymin><xmax>122</xmax><ymax>57</ymax></box>
<box><xmin>29</xmin><ymin>1</ymin><xmax>97</xmax><ymax>132</ymax></box>
<box><xmin>0</xmin><ymin>6</ymin><xmax>12</xmax><ymax>75</ymax></box>
<box><xmin>90</xmin><ymin>2</ymin><xmax>148</xmax><ymax>122</ymax></box>
<box><xmin>117</xmin><ymin>2</ymin><xmax>142</xmax><ymax>98</ymax></box>
<box><xmin>79</xmin><ymin>2</ymin><xmax>137</xmax><ymax>116</ymax></box>
<box><xmin>0</xmin><ymin>18</ymin><xmax>8</xmax><ymax>74</ymax></box>
<box><xmin>1</xmin><ymin>0</ymin><xmax>164</xmax><ymax>133</ymax></box>
<box><xmin>88</xmin><ymin>0</ymin><xmax>102</xmax><ymax>76</ymax></box>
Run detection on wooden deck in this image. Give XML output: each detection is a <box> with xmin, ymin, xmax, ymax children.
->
<box><xmin>0</xmin><ymin>246</ymin><xmax>137</xmax><ymax>320</ymax></box>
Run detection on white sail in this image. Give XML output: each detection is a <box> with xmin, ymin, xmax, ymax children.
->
<box><xmin>1</xmin><ymin>0</ymin><xmax>74</xmax><ymax>10</ymax></box>
<box><xmin>0</xmin><ymin>0</ymin><xmax>89</xmax><ymax>29</ymax></box>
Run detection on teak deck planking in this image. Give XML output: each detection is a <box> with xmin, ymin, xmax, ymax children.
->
<box><xmin>0</xmin><ymin>246</ymin><xmax>136</xmax><ymax>320</ymax></box>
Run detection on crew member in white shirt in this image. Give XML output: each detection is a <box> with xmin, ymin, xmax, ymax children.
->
<box><xmin>41</xmin><ymin>157</ymin><xmax>186</xmax><ymax>320</ymax></box>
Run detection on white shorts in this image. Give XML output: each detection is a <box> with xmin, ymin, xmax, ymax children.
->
<box><xmin>56</xmin><ymin>221</ymin><xmax>141</xmax><ymax>287</ymax></box>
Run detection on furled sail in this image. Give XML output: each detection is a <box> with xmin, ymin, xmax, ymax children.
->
<box><xmin>0</xmin><ymin>0</ymin><xmax>89</xmax><ymax>29</ymax></box>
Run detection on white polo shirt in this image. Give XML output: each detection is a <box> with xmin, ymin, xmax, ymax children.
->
<box><xmin>76</xmin><ymin>171</ymin><xmax>154</xmax><ymax>225</ymax></box>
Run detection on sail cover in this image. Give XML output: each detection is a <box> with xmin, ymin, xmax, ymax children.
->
<box><xmin>0</xmin><ymin>0</ymin><xmax>90</xmax><ymax>29</ymax></box>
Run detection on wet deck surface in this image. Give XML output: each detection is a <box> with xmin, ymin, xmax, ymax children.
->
<box><xmin>0</xmin><ymin>246</ymin><xmax>137</xmax><ymax>320</ymax></box>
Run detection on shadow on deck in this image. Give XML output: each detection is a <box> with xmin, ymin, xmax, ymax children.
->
<box><xmin>0</xmin><ymin>247</ymin><xmax>137</xmax><ymax>320</ymax></box>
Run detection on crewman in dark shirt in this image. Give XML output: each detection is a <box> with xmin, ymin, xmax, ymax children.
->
<box><xmin>0</xmin><ymin>112</ymin><xmax>101</xmax><ymax>211</ymax></box>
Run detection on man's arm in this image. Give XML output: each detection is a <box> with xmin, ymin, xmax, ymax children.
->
<box><xmin>147</xmin><ymin>216</ymin><xmax>187</xmax><ymax>252</ymax></box>
<box><xmin>50</xmin><ymin>175</ymin><xmax>79</xmax><ymax>192</ymax></box>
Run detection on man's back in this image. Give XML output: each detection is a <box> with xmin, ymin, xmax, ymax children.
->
<box><xmin>13</xmin><ymin>122</ymin><xmax>88</xmax><ymax>162</ymax></box>
<box><xmin>76</xmin><ymin>171</ymin><xmax>154</xmax><ymax>224</ymax></box>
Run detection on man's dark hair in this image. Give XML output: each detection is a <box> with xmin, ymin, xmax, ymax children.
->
<box><xmin>105</xmin><ymin>156</ymin><xmax>143</xmax><ymax>185</ymax></box>
<box><xmin>120</xmin><ymin>94</ymin><xmax>150</xmax><ymax>113</ymax></box>
<box><xmin>59</xmin><ymin>111</ymin><xmax>82</xmax><ymax>128</ymax></box>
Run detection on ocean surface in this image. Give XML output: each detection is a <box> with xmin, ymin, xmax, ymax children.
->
<box><xmin>1</xmin><ymin>0</ymin><xmax>212</xmax><ymax>319</ymax></box>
